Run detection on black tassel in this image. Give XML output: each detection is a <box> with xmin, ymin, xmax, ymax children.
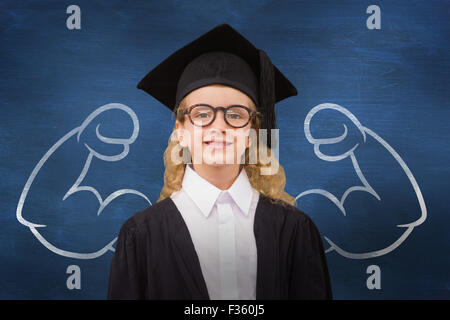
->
<box><xmin>259</xmin><ymin>50</ymin><xmax>277</xmax><ymax>149</ymax></box>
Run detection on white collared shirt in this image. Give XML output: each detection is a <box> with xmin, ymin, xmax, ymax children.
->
<box><xmin>170</xmin><ymin>164</ymin><xmax>259</xmax><ymax>300</ymax></box>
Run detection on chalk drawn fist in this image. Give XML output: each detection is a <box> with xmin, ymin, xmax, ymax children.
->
<box><xmin>16</xmin><ymin>103</ymin><xmax>151</xmax><ymax>259</ymax></box>
<box><xmin>296</xmin><ymin>103</ymin><xmax>427</xmax><ymax>259</ymax></box>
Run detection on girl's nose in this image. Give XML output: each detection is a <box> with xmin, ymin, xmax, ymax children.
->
<box><xmin>208</xmin><ymin>109</ymin><xmax>229</xmax><ymax>129</ymax></box>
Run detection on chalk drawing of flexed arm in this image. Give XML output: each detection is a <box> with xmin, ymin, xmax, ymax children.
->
<box><xmin>16</xmin><ymin>103</ymin><xmax>151</xmax><ymax>259</ymax></box>
<box><xmin>296</xmin><ymin>103</ymin><xmax>427</xmax><ymax>259</ymax></box>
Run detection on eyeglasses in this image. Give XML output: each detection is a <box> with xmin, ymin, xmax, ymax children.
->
<box><xmin>182</xmin><ymin>104</ymin><xmax>262</xmax><ymax>128</ymax></box>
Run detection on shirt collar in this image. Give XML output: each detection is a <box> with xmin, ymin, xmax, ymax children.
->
<box><xmin>182</xmin><ymin>164</ymin><xmax>254</xmax><ymax>218</ymax></box>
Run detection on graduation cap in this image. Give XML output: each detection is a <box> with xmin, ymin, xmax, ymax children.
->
<box><xmin>137</xmin><ymin>24</ymin><xmax>298</xmax><ymax>149</ymax></box>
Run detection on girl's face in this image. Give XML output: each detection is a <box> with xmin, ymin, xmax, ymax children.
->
<box><xmin>175</xmin><ymin>84</ymin><xmax>255</xmax><ymax>167</ymax></box>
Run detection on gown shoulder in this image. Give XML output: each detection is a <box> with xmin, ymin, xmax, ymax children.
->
<box><xmin>255</xmin><ymin>194</ymin><xmax>333</xmax><ymax>299</ymax></box>
<box><xmin>119</xmin><ymin>196</ymin><xmax>178</xmax><ymax>236</ymax></box>
<box><xmin>107</xmin><ymin>197</ymin><xmax>180</xmax><ymax>300</ymax></box>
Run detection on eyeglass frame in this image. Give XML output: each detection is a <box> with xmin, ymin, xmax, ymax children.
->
<box><xmin>182</xmin><ymin>103</ymin><xmax>263</xmax><ymax>128</ymax></box>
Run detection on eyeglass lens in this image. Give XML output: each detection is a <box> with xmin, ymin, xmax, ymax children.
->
<box><xmin>190</xmin><ymin>105</ymin><xmax>250</xmax><ymax>127</ymax></box>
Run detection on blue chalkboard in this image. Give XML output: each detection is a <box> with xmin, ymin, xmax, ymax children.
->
<box><xmin>1</xmin><ymin>0</ymin><xmax>449</xmax><ymax>299</ymax></box>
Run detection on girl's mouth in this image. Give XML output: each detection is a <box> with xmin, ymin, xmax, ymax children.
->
<box><xmin>203</xmin><ymin>141</ymin><xmax>233</xmax><ymax>149</ymax></box>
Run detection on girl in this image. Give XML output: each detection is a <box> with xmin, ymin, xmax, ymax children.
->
<box><xmin>107</xmin><ymin>24</ymin><xmax>332</xmax><ymax>300</ymax></box>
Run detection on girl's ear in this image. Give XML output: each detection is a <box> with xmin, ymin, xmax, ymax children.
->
<box><xmin>246</xmin><ymin>135</ymin><xmax>251</xmax><ymax>148</ymax></box>
<box><xmin>175</xmin><ymin>120</ymin><xmax>187</xmax><ymax>147</ymax></box>
<box><xmin>175</xmin><ymin>119</ymin><xmax>182</xmax><ymax>130</ymax></box>
<box><xmin>247</xmin><ymin>123</ymin><xmax>257</xmax><ymax>149</ymax></box>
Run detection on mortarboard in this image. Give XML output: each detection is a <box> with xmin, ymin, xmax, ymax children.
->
<box><xmin>137</xmin><ymin>24</ymin><xmax>298</xmax><ymax>149</ymax></box>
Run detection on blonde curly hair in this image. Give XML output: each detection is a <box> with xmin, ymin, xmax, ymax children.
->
<box><xmin>156</xmin><ymin>97</ymin><xmax>297</xmax><ymax>208</ymax></box>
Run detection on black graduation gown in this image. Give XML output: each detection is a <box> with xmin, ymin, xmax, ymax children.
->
<box><xmin>107</xmin><ymin>193</ymin><xmax>332</xmax><ymax>300</ymax></box>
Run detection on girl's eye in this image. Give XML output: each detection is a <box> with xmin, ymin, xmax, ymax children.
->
<box><xmin>194</xmin><ymin>112</ymin><xmax>212</xmax><ymax>118</ymax></box>
<box><xmin>227</xmin><ymin>113</ymin><xmax>242</xmax><ymax>119</ymax></box>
